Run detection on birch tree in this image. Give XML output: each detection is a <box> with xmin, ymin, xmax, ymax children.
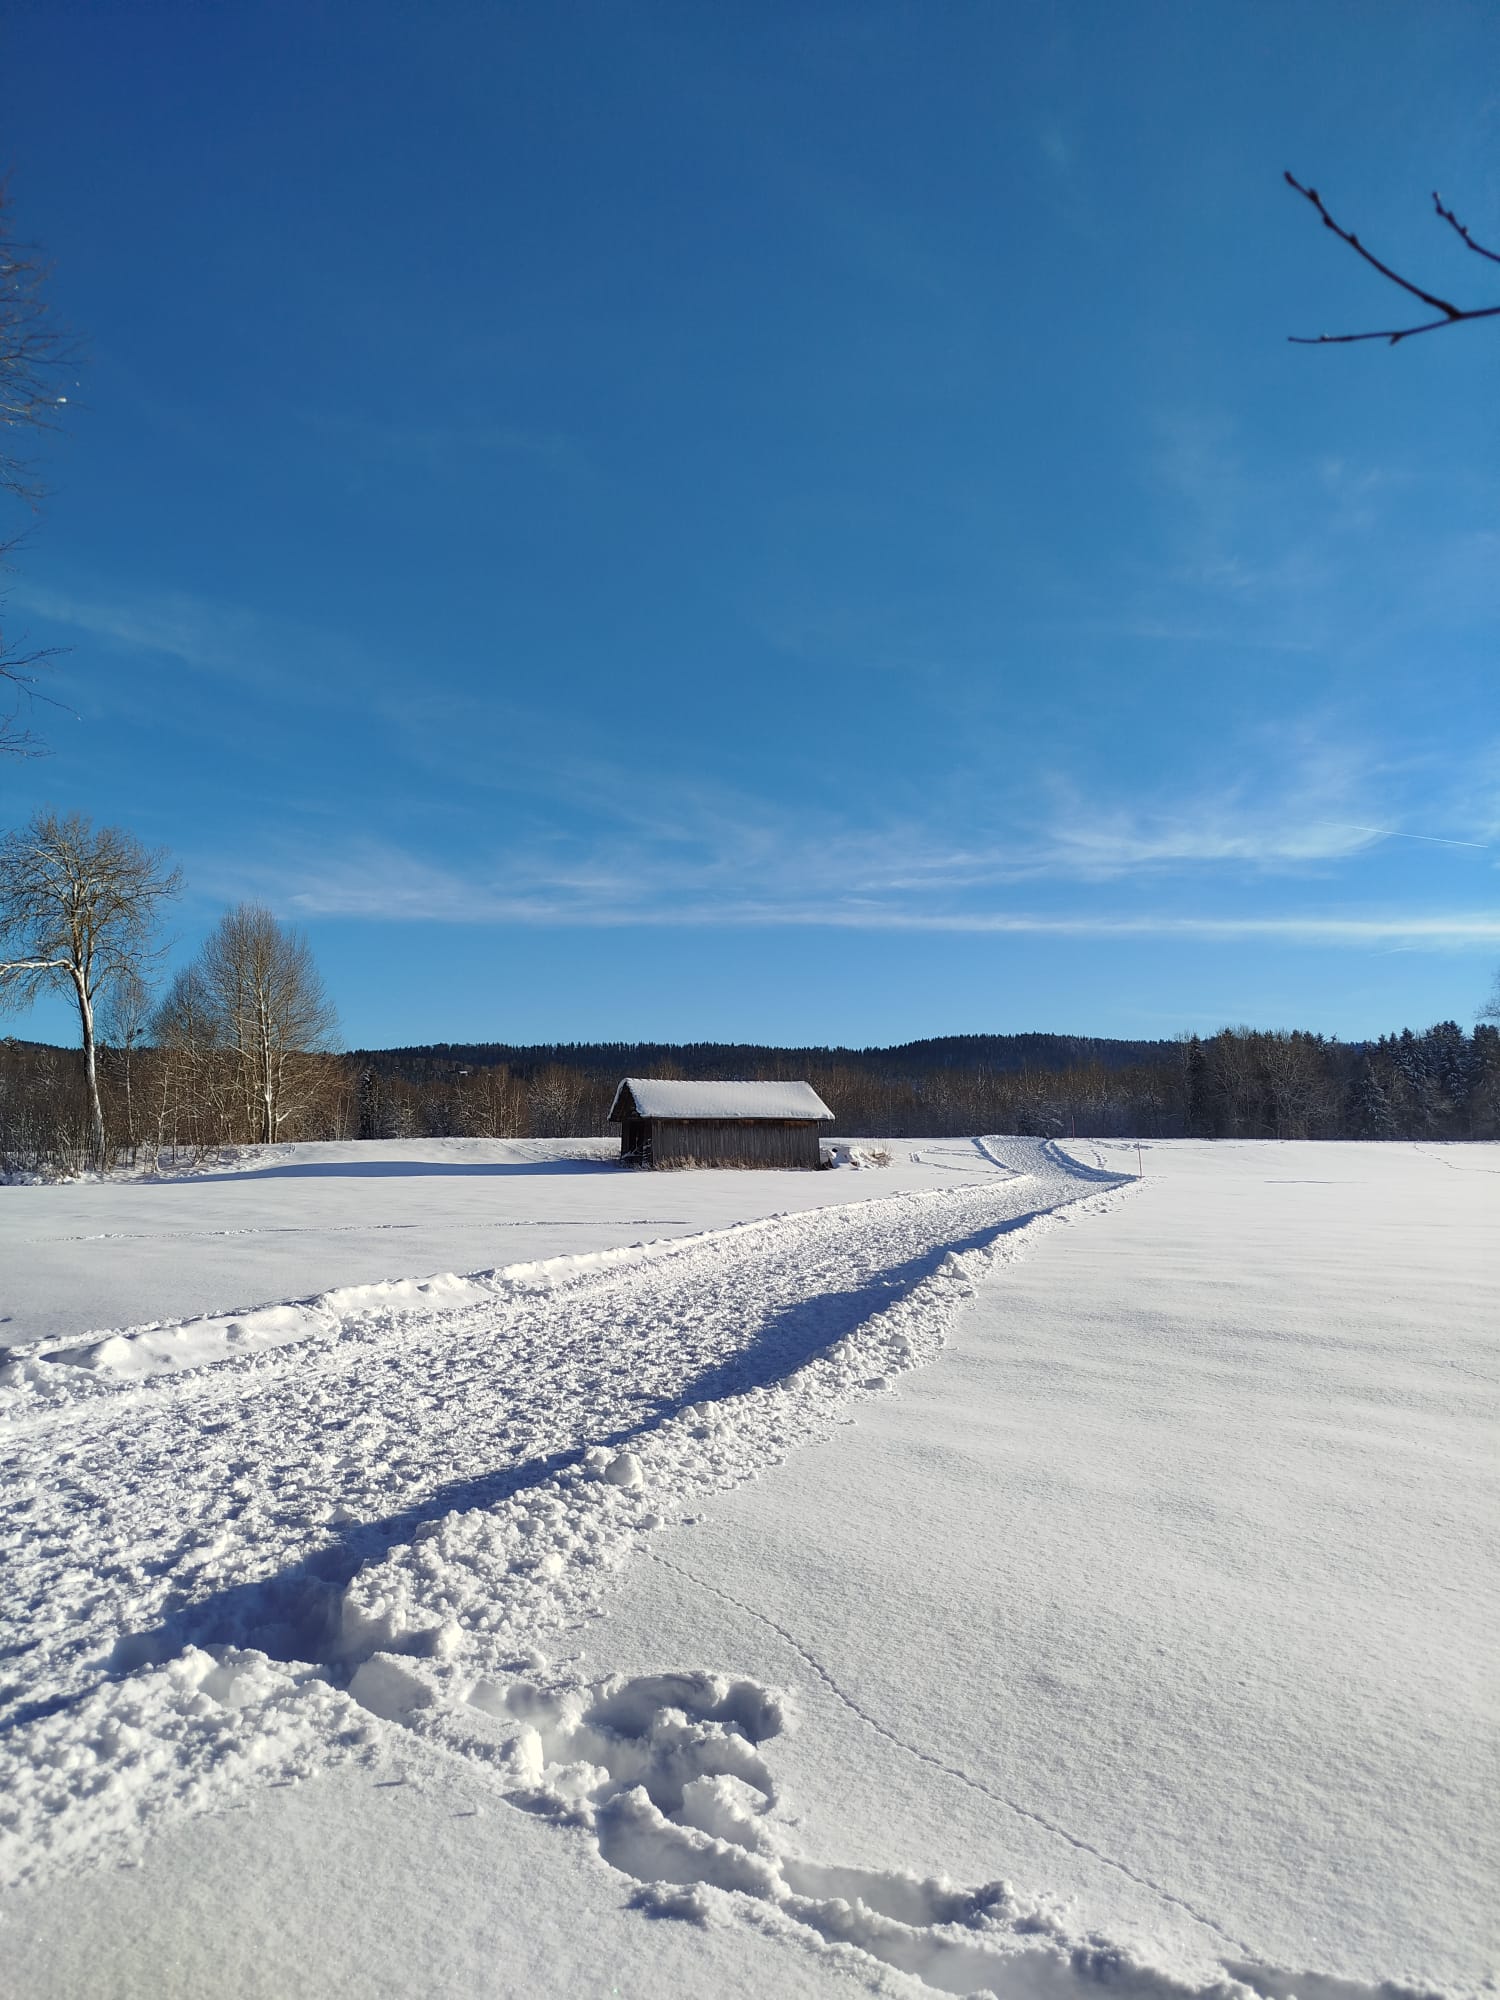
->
<box><xmin>99</xmin><ymin>963</ymin><xmax>152</xmax><ymax>1158</ymax></box>
<box><xmin>196</xmin><ymin>903</ymin><xmax>339</xmax><ymax>1144</ymax></box>
<box><xmin>151</xmin><ymin>962</ymin><xmax>229</xmax><ymax>1154</ymax></box>
<box><xmin>0</xmin><ymin>810</ymin><xmax>181</xmax><ymax>1163</ymax></box>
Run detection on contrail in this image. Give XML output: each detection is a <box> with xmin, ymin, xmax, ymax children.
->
<box><xmin>1319</xmin><ymin>821</ymin><xmax>1490</xmax><ymax>850</ymax></box>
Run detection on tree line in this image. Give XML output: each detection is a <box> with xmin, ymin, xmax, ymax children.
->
<box><xmin>6</xmin><ymin>1023</ymin><xmax>1498</xmax><ymax>1177</ymax></box>
<box><xmin>346</xmin><ymin>1022</ymin><xmax>1500</xmax><ymax>1148</ymax></box>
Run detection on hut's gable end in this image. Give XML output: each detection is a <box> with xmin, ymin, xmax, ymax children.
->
<box><xmin>610</xmin><ymin>1081</ymin><xmax>643</xmax><ymax>1123</ymax></box>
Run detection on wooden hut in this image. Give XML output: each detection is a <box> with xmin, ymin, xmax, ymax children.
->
<box><xmin>607</xmin><ymin>1077</ymin><xmax>835</xmax><ymax>1170</ymax></box>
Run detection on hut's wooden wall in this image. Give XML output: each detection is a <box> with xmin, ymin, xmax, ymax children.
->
<box><xmin>625</xmin><ymin>1118</ymin><xmax>823</xmax><ymax>1169</ymax></box>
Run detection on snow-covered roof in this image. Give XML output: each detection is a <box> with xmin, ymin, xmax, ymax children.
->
<box><xmin>607</xmin><ymin>1078</ymin><xmax>834</xmax><ymax>1123</ymax></box>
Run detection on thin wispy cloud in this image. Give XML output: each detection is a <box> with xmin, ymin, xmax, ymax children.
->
<box><xmin>1037</xmin><ymin>805</ymin><xmax>1378</xmax><ymax>876</ymax></box>
<box><xmin>1101</xmin><ymin>406</ymin><xmax>1484</xmax><ymax>674</ymax></box>
<box><xmin>12</xmin><ymin>581</ymin><xmax>259</xmax><ymax>678</ymax></box>
<box><xmin>484</xmin><ymin>737</ymin><xmax>1465</xmax><ymax>900</ymax></box>
<box><xmin>206</xmin><ymin>747</ymin><xmax>1500</xmax><ymax>953</ymax></box>
<box><xmin>249</xmin><ymin>838</ymin><xmax>1500</xmax><ymax>949</ymax></box>
<box><xmin>8</xmin><ymin>578</ymin><xmax>373</xmax><ymax>706</ymax></box>
<box><xmin>1029</xmin><ymin>740</ymin><xmax>1439</xmax><ymax>879</ymax></box>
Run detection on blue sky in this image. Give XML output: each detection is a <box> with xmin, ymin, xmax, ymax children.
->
<box><xmin>2</xmin><ymin>0</ymin><xmax>1496</xmax><ymax>1050</ymax></box>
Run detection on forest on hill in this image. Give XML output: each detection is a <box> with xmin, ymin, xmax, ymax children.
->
<box><xmin>3</xmin><ymin>1019</ymin><xmax>1498</xmax><ymax>1176</ymax></box>
<box><xmin>349</xmin><ymin>1032</ymin><xmax>1176</xmax><ymax>1083</ymax></box>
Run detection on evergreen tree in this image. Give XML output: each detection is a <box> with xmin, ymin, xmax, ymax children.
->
<box><xmin>1423</xmin><ymin>1021</ymin><xmax>1471</xmax><ymax>1129</ymax></box>
<box><xmin>357</xmin><ymin>1064</ymin><xmax>384</xmax><ymax>1141</ymax></box>
<box><xmin>1350</xmin><ymin>1055</ymin><xmax>1395</xmax><ymax>1138</ymax></box>
<box><xmin>1466</xmin><ymin>1025</ymin><xmax>1500</xmax><ymax>1140</ymax></box>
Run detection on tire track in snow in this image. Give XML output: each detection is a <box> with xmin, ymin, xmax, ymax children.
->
<box><xmin>646</xmin><ymin>1550</ymin><xmax>1256</xmax><ymax>1959</ymax></box>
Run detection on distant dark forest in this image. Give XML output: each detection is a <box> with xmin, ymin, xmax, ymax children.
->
<box><xmin>350</xmin><ymin>1032</ymin><xmax>1175</xmax><ymax>1083</ymax></box>
<box><xmin>3</xmin><ymin>1021</ymin><xmax>1497</xmax><ymax>1175</ymax></box>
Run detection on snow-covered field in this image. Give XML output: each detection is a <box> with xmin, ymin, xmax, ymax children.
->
<box><xmin>0</xmin><ymin>1134</ymin><xmax>990</xmax><ymax>1352</ymax></box>
<box><xmin>0</xmin><ymin>1138</ymin><xmax>1493</xmax><ymax>1998</ymax></box>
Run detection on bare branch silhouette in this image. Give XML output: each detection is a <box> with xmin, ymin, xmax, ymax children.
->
<box><xmin>1285</xmin><ymin>173</ymin><xmax>1500</xmax><ymax>345</ymax></box>
<box><xmin>1431</xmin><ymin>191</ymin><xmax>1500</xmax><ymax>268</ymax></box>
<box><xmin>0</xmin><ymin>182</ymin><xmax>79</xmax><ymax>505</ymax></box>
<box><xmin>0</xmin><ymin>634</ymin><xmax>62</xmax><ymax>757</ymax></box>
<box><xmin>1</xmin><ymin>183</ymin><xmax>82</xmax><ymax>754</ymax></box>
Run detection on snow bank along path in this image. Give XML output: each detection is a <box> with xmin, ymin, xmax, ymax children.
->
<box><xmin>0</xmin><ymin>1139</ymin><xmax>1472</xmax><ymax>1999</ymax></box>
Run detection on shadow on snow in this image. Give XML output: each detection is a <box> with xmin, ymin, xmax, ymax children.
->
<box><xmin>160</xmin><ymin>1157</ymin><xmax>620</xmax><ymax>1184</ymax></box>
<box><xmin>4</xmin><ymin>1186</ymin><xmax>1121</xmax><ymax>1733</ymax></box>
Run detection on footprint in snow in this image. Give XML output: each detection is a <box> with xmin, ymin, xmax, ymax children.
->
<box><xmin>348</xmin><ymin>1662</ymin><xmax>1402</xmax><ymax>2000</ymax></box>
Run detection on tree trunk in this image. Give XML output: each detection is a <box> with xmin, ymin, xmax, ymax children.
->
<box><xmin>260</xmin><ymin>999</ymin><xmax>275</xmax><ymax>1144</ymax></box>
<box><xmin>74</xmin><ymin>972</ymin><xmax>105</xmax><ymax>1168</ymax></box>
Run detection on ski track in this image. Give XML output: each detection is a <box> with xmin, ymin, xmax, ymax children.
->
<box><xmin>0</xmin><ymin>1138</ymin><xmax>1443</xmax><ymax>2000</ymax></box>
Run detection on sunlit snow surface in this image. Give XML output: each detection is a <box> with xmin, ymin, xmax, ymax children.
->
<box><xmin>0</xmin><ymin>1137</ymin><xmax>1492</xmax><ymax>2000</ymax></box>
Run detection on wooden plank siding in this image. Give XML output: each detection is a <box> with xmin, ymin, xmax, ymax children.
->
<box><xmin>622</xmin><ymin>1117</ymin><xmax>824</xmax><ymax>1170</ymax></box>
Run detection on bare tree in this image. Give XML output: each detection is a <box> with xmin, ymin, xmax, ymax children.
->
<box><xmin>526</xmin><ymin>1062</ymin><xmax>595</xmax><ymax>1138</ymax></box>
<box><xmin>2</xmin><ymin>183</ymin><xmax>79</xmax><ymax>755</ymax></box>
<box><xmin>0</xmin><ymin>810</ymin><xmax>181</xmax><ymax>1163</ymax></box>
<box><xmin>99</xmin><ymin>964</ymin><xmax>154</xmax><ymax>1159</ymax></box>
<box><xmin>151</xmin><ymin>961</ymin><xmax>229</xmax><ymax>1156</ymax></box>
<box><xmin>193</xmin><ymin>903</ymin><xmax>340</xmax><ymax>1144</ymax></box>
<box><xmin>1285</xmin><ymin>174</ymin><xmax>1500</xmax><ymax>346</ymax></box>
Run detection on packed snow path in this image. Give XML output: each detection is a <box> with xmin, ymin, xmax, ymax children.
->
<box><xmin>1</xmin><ymin>1143</ymin><xmax>1115</xmax><ymax>1884</ymax></box>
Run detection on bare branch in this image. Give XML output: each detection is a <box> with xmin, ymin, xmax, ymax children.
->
<box><xmin>1433</xmin><ymin>191</ymin><xmax>1500</xmax><ymax>267</ymax></box>
<box><xmin>1287</xmin><ymin>307</ymin><xmax>1500</xmax><ymax>348</ymax></box>
<box><xmin>0</xmin><ymin>605</ymin><xmax>65</xmax><ymax>755</ymax></box>
<box><xmin>0</xmin><ymin>186</ymin><xmax>81</xmax><ymax>757</ymax></box>
<box><xmin>1285</xmin><ymin>173</ymin><xmax>1461</xmax><ymax>315</ymax></box>
<box><xmin>1285</xmin><ymin>172</ymin><xmax>1500</xmax><ymax>346</ymax></box>
<box><xmin>0</xmin><ymin>180</ymin><xmax>81</xmax><ymax>507</ymax></box>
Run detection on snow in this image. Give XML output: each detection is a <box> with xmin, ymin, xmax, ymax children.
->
<box><xmin>0</xmin><ymin>1137</ymin><xmax>1493</xmax><ymax>1999</ymax></box>
<box><xmin>576</xmin><ymin>1139</ymin><xmax>1497</xmax><ymax>1993</ymax></box>
<box><xmin>0</xmin><ymin>1132</ymin><xmax>987</xmax><ymax>1351</ymax></box>
<box><xmin>608</xmin><ymin>1076</ymin><xmax>835</xmax><ymax>1121</ymax></box>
